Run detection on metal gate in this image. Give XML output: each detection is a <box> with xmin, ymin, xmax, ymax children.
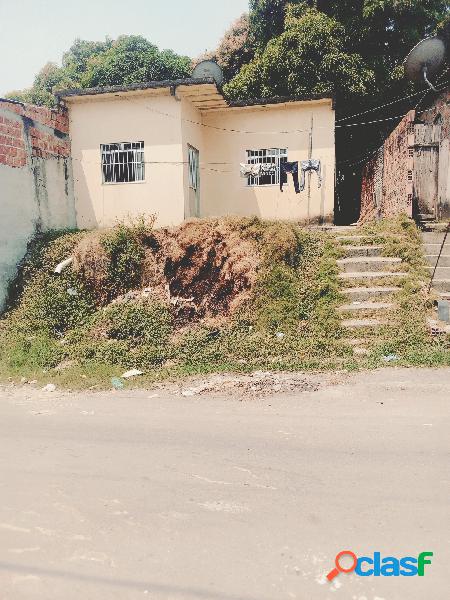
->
<box><xmin>413</xmin><ymin>124</ymin><xmax>441</xmax><ymax>218</ymax></box>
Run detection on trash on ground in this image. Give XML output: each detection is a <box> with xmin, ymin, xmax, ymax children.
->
<box><xmin>111</xmin><ymin>377</ymin><xmax>125</xmax><ymax>390</ymax></box>
<box><xmin>41</xmin><ymin>383</ymin><xmax>56</xmax><ymax>392</ymax></box>
<box><xmin>54</xmin><ymin>256</ymin><xmax>74</xmax><ymax>274</ymax></box>
<box><xmin>67</xmin><ymin>288</ymin><xmax>78</xmax><ymax>296</ymax></box>
<box><xmin>275</xmin><ymin>332</ymin><xmax>285</xmax><ymax>339</ymax></box>
<box><xmin>121</xmin><ymin>369</ymin><xmax>144</xmax><ymax>379</ymax></box>
<box><xmin>383</xmin><ymin>354</ymin><xmax>399</xmax><ymax>362</ymax></box>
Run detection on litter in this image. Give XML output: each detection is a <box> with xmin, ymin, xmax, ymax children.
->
<box><xmin>67</xmin><ymin>288</ymin><xmax>78</xmax><ymax>296</ymax></box>
<box><xmin>54</xmin><ymin>257</ymin><xmax>74</xmax><ymax>274</ymax></box>
<box><xmin>111</xmin><ymin>377</ymin><xmax>125</xmax><ymax>389</ymax></box>
<box><xmin>41</xmin><ymin>383</ymin><xmax>56</xmax><ymax>392</ymax></box>
<box><xmin>275</xmin><ymin>332</ymin><xmax>285</xmax><ymax>339</ymax></box>
<box><xmin>121</xmin><ymin>369</ymin><xmax>144</xmax><ymax>379</ymax></box>
<box><xmin>181</xmin><ymin>389</ymin><xmax>196</xmax><ymax>397</ymax></box>
<box><xmin>383</xmin><ymin>354</ymin><xmax>399</xmax><ymax>362</ymax></box>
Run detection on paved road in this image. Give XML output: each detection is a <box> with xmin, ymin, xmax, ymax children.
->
<box><xmin>0</xmin><ymin>368</ymin><xmax>448</xmax><ymax>600</ymax></box>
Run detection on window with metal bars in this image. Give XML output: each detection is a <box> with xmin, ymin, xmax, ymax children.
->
<box><xmin>101</xmin><ymin>141</ymin><xmax>145</xmax><ymax>184</ymax></box>
<box><xmin>246</xmin><ymin>148</ymin><xmax>288</xmax><ymax>187</ymax></box>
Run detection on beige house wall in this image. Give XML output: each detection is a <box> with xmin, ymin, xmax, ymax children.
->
<box><xmin>180</xmin><ymin>98</ymin><xmax>205</xmax><ymax>219</ymax></box>
<box><xmin>201</xmin><ymin>99</ymin><xmax>335</xmax><ymax>223</ymax></box>
<box><xmin>69</xmin><ymin>92</ymin><xmax>185</xmax><ymax>229</ymax></box>
<box><xmin>67</xmin><ymin>92</ymin><xmax>335</xmax><ymax>229</ymax></box>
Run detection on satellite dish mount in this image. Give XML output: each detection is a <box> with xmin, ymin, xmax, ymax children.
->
<box><xmin>404</xmin><ymin>36</ymin><xmax>446</xmax><ymax>91</ymax></box>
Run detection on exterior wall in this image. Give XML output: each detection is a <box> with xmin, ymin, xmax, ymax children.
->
<box><xmin>359</xmin><ymin>112</ymin><xmax>415</xmax><ymax>224</ymax></box>
<box><xmin>419</xmin><ymin>90</ymin><xmax>450</xmax><ymax>139</ymax></box>
<box><xmin>200</xmin><ymin>100</ymin><xmax>335</xmax><ymax>224</ymax></box>
<box><xmin>181</xmin><ymin>99</ymin><xmax>205</xmax><ymax>219</ymax></box>
<box><xmin>68</xmin><ymin>92</ymin><xmax>185</xmax><ymax>229</ymax></box>
<box><xmin>0</xmin><ymin>99</ymin><xmax>75</xmax><ymax>311</ymax></box>
<box><xmin>67</xmin><ymin>93</ymin><xmax>335</xmax><ymax>229</ymax></box>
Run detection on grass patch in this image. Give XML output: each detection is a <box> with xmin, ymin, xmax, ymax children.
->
<box><xmin>1</xmin><ymin>215</ymin><xmax>447</xmax><ymax>389</ymax></box>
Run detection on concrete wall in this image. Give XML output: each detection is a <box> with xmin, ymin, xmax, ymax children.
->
<box><xmin>68</xmin><ymin>91</ymin><xmax>185</xmax><ymax>229</ymax></box>
<box><xmin>67</xmin><ymin>92</ymin><xmax>335</xmax><ymax>229</ymax></box>
<box><xmin>201</xmin><ymin>99</ymin><xmax>335</xmax><ymax>224</ymax></box>
<box><xmin>0</xmin><ymin>99</ymin><xmax>75</xmax><ymax>311</ymax></box>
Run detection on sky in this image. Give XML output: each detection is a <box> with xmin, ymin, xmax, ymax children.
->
<box><xmin>0</xmin><ymin>0</ymin><xmax>249</xmax><ymax>96</ymax></box>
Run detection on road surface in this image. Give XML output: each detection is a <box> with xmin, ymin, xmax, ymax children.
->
<box><xmin>0</xmin><ymin>368</ymin><xmax>448</xmax><ymax>599</ymax></box>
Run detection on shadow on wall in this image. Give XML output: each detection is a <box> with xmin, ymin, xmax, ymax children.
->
<box><xmin>0</xmin><ymin>99</ymin><xmax>76</xmax><ymax>311</ymax></box>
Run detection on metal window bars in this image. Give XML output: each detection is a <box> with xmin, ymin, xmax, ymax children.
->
<box><xmin>101</xmin><ymin>141</ymin><xmax>145</xmax><ymax>184</ymax></box>
<box><xmin>246</xmin><ymin>148</ymin><xmax>288</xmax><ymax>187</ymax></box>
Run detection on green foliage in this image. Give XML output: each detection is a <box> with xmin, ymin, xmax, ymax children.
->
<box><xmin>80</xmin><ymin>36</ymin><xmax>190</xmax><ymax>88</ymax></box>
<box><xmin>6</xmin><ymin>35</ymin><xmax>191</xmax><ymax>107</ymax></box>
<box><xmin>101</xmin><ymin>223</ymin><xmax>147</xmax><ymax>297</ymax></box>
<box><xmin>94</xmin><ymin>301</ymin><xmax>172</xmax><ymax>345</ymax></box>
<box><xmin>225</xmin><ymin>7</ymin><xmax>375</xmax><ymax>101</ymax></box>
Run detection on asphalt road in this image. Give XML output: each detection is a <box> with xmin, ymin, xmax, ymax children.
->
<box><xmin>0</xmin><ymin>368</ymin><xmax>449</xmax><ymax>600</ymax></box>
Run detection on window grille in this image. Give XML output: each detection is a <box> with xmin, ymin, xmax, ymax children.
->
<box><xmin>101</xmin><ymin>141</ymin><xmax>145</xmax><ymax>184</ymax></box>
<box><xmin>246</xmin><ymin>148</ymin><xmax>288</xmax><ymax>186</ymax></box>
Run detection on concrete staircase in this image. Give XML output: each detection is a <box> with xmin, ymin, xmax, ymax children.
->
<box><xmin>423</xmin><ymin>229</ymin><xmax>450</xmax><ymax>301</ymax></box>
<box><xmin>331</xmin><ymin>227</ymin><xmax>406</xmax><ymax>331</ymax></box>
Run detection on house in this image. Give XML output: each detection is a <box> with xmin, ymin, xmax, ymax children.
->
<box><xmin>359</xmin><ymin>88</ymin><xmax>450</xmax><ymax>225</ymax></box>
<box><xmin>56</xmin><ymin>78</ymin><xmax>335</xmax><ymax>229</ymax></box>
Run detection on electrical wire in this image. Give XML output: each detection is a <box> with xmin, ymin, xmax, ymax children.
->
<box><xmin>335</xmin><ymin>90</ymin><xmax>424</xmax><ymax>123</ymax></box>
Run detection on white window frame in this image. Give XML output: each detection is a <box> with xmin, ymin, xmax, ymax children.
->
<box><xmin>246</xmin><ymin>148</ymin><xmax>288</xmax><ymax>187</ymax></box>
<box><xmin>100</xmin><ymin>141</ymin><xmax>145</xmax><ymax>185</ymax></box>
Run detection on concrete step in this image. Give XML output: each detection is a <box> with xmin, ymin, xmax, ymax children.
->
<box><xmin>339</xmin><ymin>271</ymin><xmax>409</xmax><ymax>281</ymax></box>
<box><xmin>335</xmin><ymin>235</ymin><xmax>366</xmax><ymax>242</ymax></box>
<box><xmin>424</xmin><ymin>243</ymin><xmax>450</xmax><ymax>254</ymax></box>
<box><xmin>421</xmin><ymin>232</ymin><xmax>450</xmax><ymax>244</ymax></box>
<box><xmin>427</xmin><ymin>266</ymin><xmax>450</xmax><ymax>278</ymax></box>
<box><xmin>339</xmin><ymin>302</ymin><xmax>394</xmax><ymax>312</ymax></box>
<box><xmin>343</xmin><ymin>287</ymin><xmax>400</xmax><ymax>302</ymax></box>
<box><xmin>343</xmin><ymin>245</ymin><xmax>383</xmax><ymax>258</ymax></box>
<box><xmin>337</xmin><ymin>257</ymin><xmax>402</xmax><ymax>273</ymax></box>
<box><xmin>439</xmin><ymin>291</ymin><xmax>450</xmax><ymax>301</ymax></box>
<box><xmin>426</xmin><ymin>255</ymin><xmax>450</xmax><ymax>267</ymax></box>
<box><xmin>431</xmin><ymin>279</ymin><xmax>450</xmax><ymax>292</ymax></box>
<box><xmin>342</xmin><ymin>318</ymin><xmax>385</xmax><ymax>329</ymax></box>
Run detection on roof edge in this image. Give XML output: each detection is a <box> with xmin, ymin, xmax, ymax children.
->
<box><xmin>229</xmin><ymin>93</ymin><xmax>335</xmax><ymax>110</ymax></box>
<box><xmin>55</xmin><ymin>77</ymin><xmax>221</xmax><ymax>100</ymax></box>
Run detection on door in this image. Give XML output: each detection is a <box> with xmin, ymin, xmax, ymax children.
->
<box><xmin>413</xmin><ymin>124</ymin><xmax>441</xmax><ymax>219</ymax></box>
<box><xmin>188</xmin><ymin>145</ymin><xmax>200</xmax><ymax>218</ymax></box>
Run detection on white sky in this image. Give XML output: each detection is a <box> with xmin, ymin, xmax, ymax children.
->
<box><xmin>0</xmin><ymin>0</ymin><xmax>249</xmax><ymax>95</ymax></box>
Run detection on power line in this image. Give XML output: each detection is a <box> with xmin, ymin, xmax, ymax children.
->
<box><xmin>336</xmin><ymin>90</ymin><xmax>424</xmax><ymax>123</ymax></box>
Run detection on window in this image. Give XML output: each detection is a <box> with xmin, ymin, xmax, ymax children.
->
<box><xmin>188</xmin><ymin>145</ymin><xmax>199</xmax><ymax>190</ymax></box>
<box><xmin>101</xmin><ymin>141</ymin><xmax>145</xmax><ymax>184</ymax></box>
<box><xmin>246</xmin><ymin>148</ymin><xmax>288</xmax><ymax>187</ymax></box>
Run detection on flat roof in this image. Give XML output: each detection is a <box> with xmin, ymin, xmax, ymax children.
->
<box><xmin>55</xmin><ymin>78</ymin><xmax>334</xmax><ymax>112</ymax></box>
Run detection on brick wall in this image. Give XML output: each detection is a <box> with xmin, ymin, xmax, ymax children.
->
<box><xmin>0</xmin><ymin>100</ymin><xmax>70</xmax><ymax>167</ymax></box>
<box><xmin>359</xmin><ymin>111</ymin><xmax>415</xmax><ymax>224</ymax></box>
<box><xmin>418</xmin><ymin>90</ymin><xmax>450</xmax><ymax>140</ymax></box>
<box><xmin>0</xmin><ymin>98</ymin><xmax>75</xmax><ymax>311</ymax></box>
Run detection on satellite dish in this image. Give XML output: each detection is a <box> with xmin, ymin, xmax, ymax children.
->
<box><xmin>192</xmin><ymin>60</ymin><xmax>224</xmax><ymax>86</ymax></box>
<box><xmin>404</xmin><ymin>36</ymin><xmax>446</xmax><ymax>91</ymax></box>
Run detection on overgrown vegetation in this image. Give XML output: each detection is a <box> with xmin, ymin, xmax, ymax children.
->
<box><xmin>0</xmin><ymin>218</ymin><xmax>348</xmax><ymax>387</ymax></box>
<box><xmin>343</xmin><ymin>215</ymin><xmax>450</xmax><ymax>368</ymax></box>
<box><xmin>1</xmin><ymin>216</ymin><xmax>447</xmax><ymax>389</ymax></box>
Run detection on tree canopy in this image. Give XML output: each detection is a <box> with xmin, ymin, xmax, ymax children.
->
<box><xmin>6</xmin><ymin>36</ymin><xmax>190</xmax><ymax>108</ymax></box>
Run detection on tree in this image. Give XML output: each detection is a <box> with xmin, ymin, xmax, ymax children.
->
<box><xmin>194</xmin><ymin>13</ymin><xmax>254</xmax><ymax>82</ymax></box>
<box><xmin>80</xmin><ymin>36</ymin><xmax>190</xmax><ymax>88</ymax></box>
<box><xmin>6</xmin><ymin>35</ymin><xmax>191</xmax><ymax>107</ymax></box>
<box><xmin>225</xmin><ymin>6</ymin><xmax>375</xmax><ymax>101</ymax></box>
